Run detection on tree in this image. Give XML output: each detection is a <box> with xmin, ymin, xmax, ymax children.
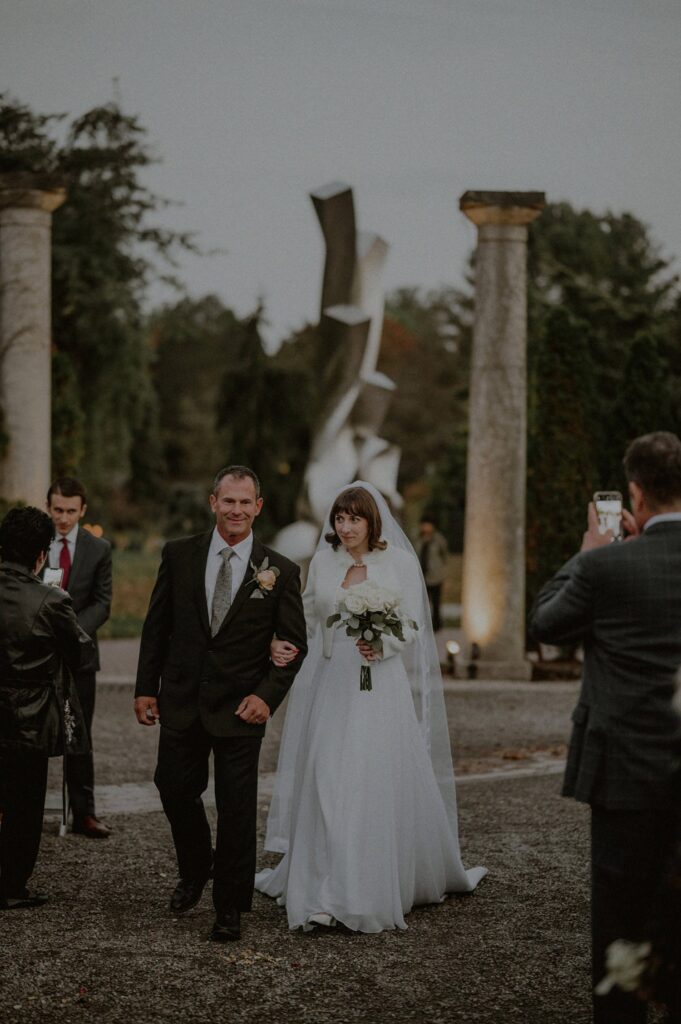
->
<box><xmin>527</xmin><ymin>202</ymin><xmax>680</xmax><ymax>486</ymax></box>
<box><xmin>216</xmin><ymin>309</ymin><xmax>314</xmax><ymax>539</ymax></box>
<box><xmin>0</xmin><ymin>94</ymin><xmax>195</xmax><ymax>518</ymax></box>
<box><xmin>527</xmin><ymin>307</ymin><xmax>598</xmax><ymax>605</ymax></box>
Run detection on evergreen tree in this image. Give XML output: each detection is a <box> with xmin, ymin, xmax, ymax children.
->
<box><xmin>527</xmin><ymin>307</ymin><xmax>598</xmax><ymax>606</ymax></box>
<box><xmin>615</xmin><ymin>332</ymin><xmax>670</xmax><ymax>453</ymax></box>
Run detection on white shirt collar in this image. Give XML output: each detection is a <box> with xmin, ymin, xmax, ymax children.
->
<box><xmin>644</xmin><ymin>512</ymin><xmax>681</xmax><ymax>530</ymax></box>
<box><xmin>209</xmin><ymin>527</ymin><xmax>254</xmax><ymax>562</ymax></box>
<box><xmin>52</xmin><ymin>524</ymin><xmax>79</xmax><ymax>547</ymax></box>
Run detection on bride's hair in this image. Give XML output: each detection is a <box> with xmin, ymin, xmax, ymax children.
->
<box><xmin>324</xmin><ymin>487</ymin><xmax>388</xmax><ymax>551</ymax></box>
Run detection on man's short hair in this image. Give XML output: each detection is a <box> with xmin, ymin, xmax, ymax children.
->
<box><xmin>47</xmin><ymin>476</ymin><xmax>88</xmax><ymax>506</ymax></box>
<box><xmin>623</xmin><ymin>432</ymin><xmax>681</xmax><ymax>508</ymax></box>
<box><xmin>212</xmin><ymin>466</ymin><xmax>261</xmax><ymax>498</ymax></box>
<box><xmin>0</xmin><ymin>506</ymin><xmax>55</xmax><ymax>570</ymax></box>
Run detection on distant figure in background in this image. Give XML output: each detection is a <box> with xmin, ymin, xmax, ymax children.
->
<box><xmin>415</xmin><ymin>514</ymin><xmax>448</xmax><ymax>632</ymax></box>
<box><xmin>46</xmin><ymin>478</ymin><xmax>112</xmax><ymax>839</ymax></box>
<box><xmin>530</xmin><ymin>432</ymin><xmax>681</xmax><ymax>1024</ymax></box>
<box><xmin>0</xmin><ymin>507</ymin><xmax>91</xmax><ymax>909</ymax></box>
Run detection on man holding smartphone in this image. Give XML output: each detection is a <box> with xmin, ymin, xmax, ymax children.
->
<box><xmin>530</xmin><ymin>432</ymin><xmax>681</xmax><ymax>1024</ymax></box>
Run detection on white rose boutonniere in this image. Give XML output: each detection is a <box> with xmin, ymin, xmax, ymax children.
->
<box><xmin>247</xmin><ymin>557</ymin><xmax>280</xmax><ymax>599</ymax></box>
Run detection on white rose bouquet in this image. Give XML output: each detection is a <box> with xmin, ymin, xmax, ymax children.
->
<box><xmin>326</xmin><ymin>579</ymin><xmax>418</xmax><ymax>691</ymax></box>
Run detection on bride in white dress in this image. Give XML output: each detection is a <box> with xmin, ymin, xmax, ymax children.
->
<box><xmin>256</xmin><ymin>482</ymin><xmax>486</xmax><ymax>932</ymax></box>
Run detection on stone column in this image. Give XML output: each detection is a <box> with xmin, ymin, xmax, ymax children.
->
<box><xmin>459</xmin><ymin>190</ymin><xmax>545</xmax><ymax>680</ymax></box>
<box><xmin>0</xmin><ymin>173</ymin><xmax>66</xmax><ymax>505</ymax></box>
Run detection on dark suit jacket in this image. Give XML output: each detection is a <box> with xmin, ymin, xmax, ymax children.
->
<box><xmin>529</xmin><ymin>521</ymin><xmax>681</xmax><ymax>810</ymax></box>
<box><xmin>134</xmin><ymin>531</ymin><xmax>308</xmax><ymax>737</ymax></box>
<box><xmin>0</xmin><ymin>562</ymin><xmax>93</xmax><ymax>754</ymax></box>
<box><xmin>61</xmin><ymin>527</ymin><xmax>112</xmax><ymax>674</ymax></box>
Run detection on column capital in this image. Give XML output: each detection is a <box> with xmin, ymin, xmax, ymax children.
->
<box><xmin>460</xmin><ymin>190</ymin><xmax>546</xmax><ymax>227</ymax></box>
<box><xmin>0</xmin><ymin>172</ymin><xmax>67</xmax><ymax>214</ymax></box>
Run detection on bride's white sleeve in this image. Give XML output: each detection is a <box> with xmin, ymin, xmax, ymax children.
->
<box><xmin>380</xmin><ymin>551</ymin><xmax>422</xmax><ymax>661</ymax></box>
<box><xmin>302</xmin><ymin>555</ymin><xmax>319</xmax><ymax>640</ymax></box>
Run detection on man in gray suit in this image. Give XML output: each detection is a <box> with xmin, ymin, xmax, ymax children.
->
<box><xmin>46</xmin><ymin>478</ymin><xmax>112</xmax><ymax>839</ymax></box>
<box><xmin>530</xmin><ymin>432</ymin><xmax>681</xmax><ymax>1024</ymax></box>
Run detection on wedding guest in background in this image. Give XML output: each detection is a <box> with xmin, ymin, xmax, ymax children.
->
<box><xmin>530</xmin><ymin>432</ymin><xmax>681</xmax><ymax>1024</ymax></box>
<box><xmin>414</xmin><ymin>513</ymin><xmax>449</xmax><ymax>632</ymax></box>
<box><xmin>0</xmin><ymin>507</ymin><xmax>91</xmax><ymax>909</ymax></box>
<box><xmin>46</xmin><ymin>478</ymin><xmax>112</xmax><ymax>839</ymax></box>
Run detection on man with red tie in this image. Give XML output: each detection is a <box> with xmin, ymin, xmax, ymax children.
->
<box><xmin>46</xmin><ymin>478</ymin><xmax>112</xmax><ymax>838</ymax></box>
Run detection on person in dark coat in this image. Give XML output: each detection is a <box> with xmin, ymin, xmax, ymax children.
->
<box><xmin>134</xmin><ymin>466</ymin><xmax>308</xmax><ymax>943</ymax></box>
<box><xmin>0</xmin><ymin>506</ymin><xmax>92</xmax><ymax>910</ymax></box>
<box><xmin>529</xmin><ymin>432</ymin><xmax>681</xmax><ymax>1024</ymax></box>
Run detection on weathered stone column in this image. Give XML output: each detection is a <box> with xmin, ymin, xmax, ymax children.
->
<box><xmin>0</xmin><ymin>173</ymin><xmax>66</xmax><ymax>505</ymax></box>
<box><xmin>459</xmin><ymin>190</ymin><xmax>545</xmax><ymax>680</ymax></box>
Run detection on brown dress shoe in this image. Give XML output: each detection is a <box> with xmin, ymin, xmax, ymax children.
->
<box><xmin>72</xmin><ymin>815</ymin><xmax>111</xmax><ymax>839</ymax></box>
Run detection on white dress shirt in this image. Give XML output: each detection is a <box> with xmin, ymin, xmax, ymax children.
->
<box><xmin>204</xmin><ymin>528</ymin><xmax>254</xmax><ymax>614</ymax></box>
<box><xmin>48</xmin><ymin>523</ymin><xmax>79</xmax><ymax>568</ymax></box>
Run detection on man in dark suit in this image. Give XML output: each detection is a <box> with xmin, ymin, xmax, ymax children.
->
<box><xmin>46</xmin><ymin>477</ymin><xmax>112</xmax><ymax>839</ymax></box>
<box><xmin>134</xmin><ymin>465</ymin><xmax>307</xmax><ymax>942</ymax></box>
<box><xmin>530</xmin><ymin>432</ymin><xmax>681</xmax><ymax>1024</ymax></box>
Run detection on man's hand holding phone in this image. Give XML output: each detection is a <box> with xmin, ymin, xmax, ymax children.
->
<box><xmin>581</xmin><ymin>498</ymin><xmax>640</xmax><ymax>552</ymax></box>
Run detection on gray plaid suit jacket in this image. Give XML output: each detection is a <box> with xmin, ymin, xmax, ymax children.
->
<box><xmin>529</xmin><ymin>521</ymin><xmax>681</xmax><ymax>810</ymax></box>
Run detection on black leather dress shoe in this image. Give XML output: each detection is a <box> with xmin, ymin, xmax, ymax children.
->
<box><xmin>0</xmin><ymin>888</ymin><xmax>49</xmax><ymax>910</ymax></box>
<box><xmin>170</xmin><ymin>878</ymin><xmax>208</xmax><ymax>915</ymax></box>
<box><xmin>210</xmin><ymin>908</ymin><xmax>241</xmax><ymax>942</ymax></box>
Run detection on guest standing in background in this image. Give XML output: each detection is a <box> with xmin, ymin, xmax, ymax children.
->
<box><xmin>46</xmin><ymin>478</ymin><xmax>112</xmax><ymax>839</ymax></box>
<box><xmin>415</xmin><ymin>514</ymin><xmax>449</xmax><ymax>632</ymax></box>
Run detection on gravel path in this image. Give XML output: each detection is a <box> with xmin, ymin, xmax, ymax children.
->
<box><xmin>2</xmin><ymin>640</ymin><xmax>637</xmax><ymax>1024</ymax></box>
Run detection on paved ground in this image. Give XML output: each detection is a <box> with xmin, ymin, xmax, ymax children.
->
<box><xmin>2</xmin><ymin>639</ymin><xmax>658</xmax><ymax>1024</ymax></box>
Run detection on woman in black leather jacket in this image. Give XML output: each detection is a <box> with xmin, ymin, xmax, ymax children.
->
<box><xmin>0</xmin><ymin>506</ymin><xmax>92</xmax><ymax>909</ymax></box>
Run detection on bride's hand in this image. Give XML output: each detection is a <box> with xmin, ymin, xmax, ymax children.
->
<box><xmin>271</xmin><ymin>638</ymin><xmax>299</xmax><ymax>667</ymax></box>
<box><xmin>357</xmin><ymin>639</ymin><xmax>381</xmax><ymax>662</ymax></box>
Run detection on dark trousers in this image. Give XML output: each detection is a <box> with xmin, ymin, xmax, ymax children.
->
<box><xmin>0</xmin><ymin>749</ymin><xmax>48</xmax><ymax>897</ymax></box>
<box><xmin>66</xmin><ymin>670</ymin><xmax>96</xmax><ymax>821</ymax></box>
<box><xmin>155</xmin><ymin>721</ymin><xmax>262</xmax><ymax>913</ymax></box>
<box><xmin>426</xmin><ymin>584</ymin><xmax>443</xmax><ymax>632</ymax></box>
<box><xmin>591</xmin><ymin>804</ymin><xmax>678</xmax><ymax>1024</ymax></box>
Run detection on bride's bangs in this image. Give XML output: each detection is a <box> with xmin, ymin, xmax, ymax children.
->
<box><xmin>325</xmin><ymin>487</ymin><xmax>387</xmax><ymax>550</ymax></box>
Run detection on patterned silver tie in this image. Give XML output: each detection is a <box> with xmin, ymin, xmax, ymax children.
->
<box><xmin>210</xmin><ymin>548</ymin><xmax>234</xmax><ymax>636</ymax></box>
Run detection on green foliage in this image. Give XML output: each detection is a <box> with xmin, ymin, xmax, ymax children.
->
<box><xmin>216</xmin><ymin>309</ymin><xmax>315</xmax><ymax>538</ymax></box>
<box><xmin>0</xmin><ymin>94</ymin><xmax>195</xmax><ymax>521</ymax></box>
<box><xmin>614</xmin><ymin>332</ymin><xmax>671</xmax><ymax>452</ymax></box>
<box><xmin>51</xmin><ymin>351</ymin><xmax>86</xmax><ymax>476</ymax></box>
<box><xmin>526</xmin><ymin>203</ymin><xmax>680</xmax><ymax>599</ymax></box>
<box><xmin>527</xmin><ymin>307</ymin><xmax>598</xmax><ymax>605</ymax></box>
<box><xmin>151</xmin><ymin>295</ymin><xmax>244</xmax><ymax>481</ymax></box>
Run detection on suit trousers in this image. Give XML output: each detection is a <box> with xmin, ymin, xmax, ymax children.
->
<box><xmin>66</xmin><ymin>670</ymin><xmax>96</xmax><ymax>820</ymax></box>
<box><xmin>0</xmin><ymin>749</ymin><xmax>48</xmax><ymax>897</ymax></box>
<box><xmin>591</xmin><ymin>804</ymin><xmax>678</xmax><ymax>1024</ymax></box>
<box><xmin>155</xmin><ymin>721</ymin><xmax>262</xmax><ymax>913</ymax></box>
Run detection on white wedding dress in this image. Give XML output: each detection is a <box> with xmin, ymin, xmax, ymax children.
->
<box><xmin>255</xmin><ymin>485</ymin><xmax>486</xmax><ymax>933</ymax></box>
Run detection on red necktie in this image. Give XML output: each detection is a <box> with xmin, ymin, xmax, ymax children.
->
<box><xmin>59</xmin><ymin>537</ymin><xmax>72</xmax><ymax>591</ymax></box>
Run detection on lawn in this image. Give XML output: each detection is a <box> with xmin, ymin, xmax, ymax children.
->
<box><xmin>101</xmin><ymin>549</ymin><xmax>464</xmax><ymax>638</ymax></box>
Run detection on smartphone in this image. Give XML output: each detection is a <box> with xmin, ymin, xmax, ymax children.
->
<box><xmin>594</xmin><ymin>491</ymin><xmax>623</xmax><ymax>541</ymax></box>
<box><xmin>43</xmin><ymin>567</ymin><xmax>64</xmax><ymax>588</ymax></box>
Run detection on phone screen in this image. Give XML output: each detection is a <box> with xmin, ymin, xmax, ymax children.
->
<box><xmin>43</xmin><ymin>567</ymin><xmax>64</xmax><ymax>588</ymax></box>
<box><xmin>594</xmin><ymin>494</ymin><xmax>623</xmax><ymax>539</ymax></box>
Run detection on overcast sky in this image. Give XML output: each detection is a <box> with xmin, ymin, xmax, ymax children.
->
<box><xmin>3</xmin><ymin>0</ymin><xmax>680</xmax><ymax>347</ymax></box>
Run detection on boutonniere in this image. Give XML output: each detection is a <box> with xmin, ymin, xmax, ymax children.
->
<box><xmin>247</xmin><ymin>557</ymin><xmax>280</xmax><ymax>599</ymax></box>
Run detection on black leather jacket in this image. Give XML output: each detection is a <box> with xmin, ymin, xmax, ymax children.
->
<box><xmin>0</xmin><ymin>562</ymin><xmax>93</xmax><ymax>755</ymax></box>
